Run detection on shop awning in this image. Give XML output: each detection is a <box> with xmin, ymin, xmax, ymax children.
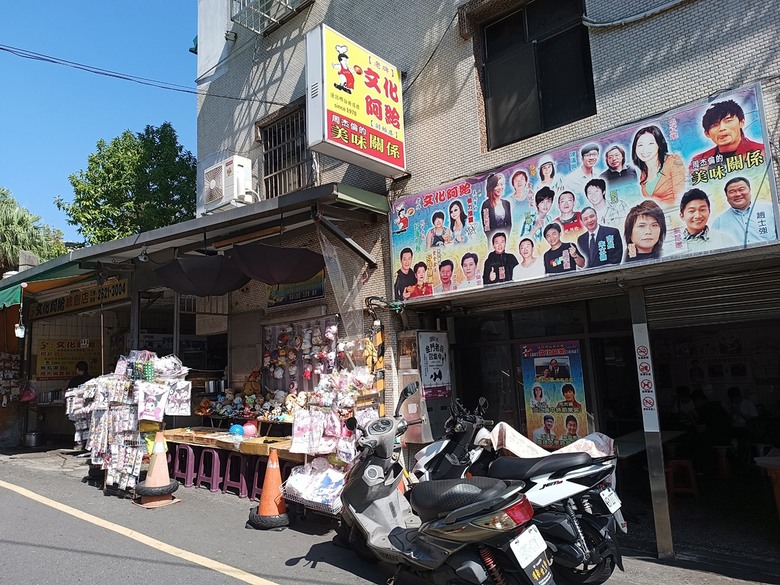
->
<box><xmin>0</xmin><ymin>182</ymin><xmax>387</xmax><ymax>300</ymax></box>
<box><xmin>0</xmin><ymin>285</ymin><xmax>21</xmax><ymax>309</ymax></box>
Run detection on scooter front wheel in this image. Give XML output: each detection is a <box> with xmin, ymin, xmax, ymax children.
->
<box><xmin>552</xmin><ymin>521</ymin><xmax>615</xmax><ymax>585</ymax></box>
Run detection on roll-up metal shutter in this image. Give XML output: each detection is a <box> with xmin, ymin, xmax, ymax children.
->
<box><xmin>644</xmin><ymin>267</ymin><xmax>780</xmax><ymax>329</ymax></box>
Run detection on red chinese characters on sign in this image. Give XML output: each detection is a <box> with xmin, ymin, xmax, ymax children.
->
<box><xmin>363</xmin><ymin>67</ymin><xmax>400</xmax><ymax>129</ymax></box>
<box><xmin>421</xmin><ymin>183</ymin><xmax>473</xmax><ymax>208</ymax></box>
<box><xmin>327</xmin><ymin>110</ymin><xmax>404</xmax><ymax>167</ymax></box>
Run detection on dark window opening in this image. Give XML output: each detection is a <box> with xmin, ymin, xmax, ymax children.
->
<box><xmin>482</xmin><ymin>0</ymin><xmax>595</xmax><ymax>149</ymax></box>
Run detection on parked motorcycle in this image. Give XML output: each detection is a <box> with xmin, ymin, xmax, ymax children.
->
<box><xmin>412</xmin><ymin>399</ymin><xmax>624</xmax><ymax>585</ymax></box>
<box><xmin>340</xmin><ymin>383</ymin><xmax>557</xmax><ymax>585</ymax></box>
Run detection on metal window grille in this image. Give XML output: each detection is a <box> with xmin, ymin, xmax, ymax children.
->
<box><xmin>231</xmin><ymin>0</ymin><xmax>311</xmax><ymax>35</ymax></box>
<box><xmin>261</xmin><ymin>108</ymin><xmax>312</xmax><ymax>199</ymax></box>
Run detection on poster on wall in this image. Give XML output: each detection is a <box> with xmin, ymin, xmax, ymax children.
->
<box><xmin>417</xmin><ymin>331</ymin><xmax>451</xmax><ymax>399</ymax></box>
<box><xmin>36</xmin><ymin>339</ymin><xmax>101</xmax><ymax>381</ymax></box>
<box><xmin>519</xmin><ymin>341</ymin><xmax>587</xmax><ymax>449</ymax></box>
<box><xmin>389</xmin><ymin>84</ymin><xmax>777</xmax><ymax>301</ymax></box>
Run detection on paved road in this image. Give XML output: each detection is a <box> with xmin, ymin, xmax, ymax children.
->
<box><xmin>0</xmin><ymin>449</ymin><xmax>776</xmax><ymax>585</ymax></box>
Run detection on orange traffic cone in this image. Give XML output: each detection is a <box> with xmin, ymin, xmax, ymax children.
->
<box><xmin>133</xmin><ymin>431</ymin><xmax>180</xmax><ymax>509</ymax></box>
<box><xmin>246</xmin><ymin>448</ymin><xmax>289</xmax><ymax>529</ymax></box>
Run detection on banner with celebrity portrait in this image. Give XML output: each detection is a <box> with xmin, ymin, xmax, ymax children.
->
<box><xmin>389</xmin><ymin>84</ymin><xmax>777</xmax><ymax>301</ymax></box>
<box><xmin>519</xmin><ymin>341</ymin><xmax>587</xmax><ymax>450</ymax></box>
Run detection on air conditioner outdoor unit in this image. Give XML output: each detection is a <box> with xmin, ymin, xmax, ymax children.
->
<box><xmin>201</xmin><ymin>155</ymin><xmax>255</xmax><ymax>214</ymax></box>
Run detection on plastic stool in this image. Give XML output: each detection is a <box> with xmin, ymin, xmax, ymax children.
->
<box><xmin>666</xmin><ymin>458</ymin><xmax>699</xmax><ymax>497</ymax></box>
<box><xmin>196</xmin><ymin>448</ymin><xmax>224</xmax><ymax>492</ymax></box>
<box><xmin>172</xmin><ymin>443</ymin><xmax>198</xmax><ymax>488</ymax></box>
<box><xmin>250</xmin><ymin>456</ymin><xmax>268</xmax><ymax>501</ymax></box>
<box><xmin>222</xmin><ymin>452</ymin><xmax>249</xmax><ymax>498</ymax></box>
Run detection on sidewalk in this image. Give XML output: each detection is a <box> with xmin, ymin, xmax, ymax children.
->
<box><xmin>1</xmin><ymin>447</ymin><xmax>778</xmax><ymax>585</ymax></box>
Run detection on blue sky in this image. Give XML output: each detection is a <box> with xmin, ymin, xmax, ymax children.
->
<box><xmin>0</xmin><ymin>2</ymin><xmax>197</xmax><ymax>243</ymax></box>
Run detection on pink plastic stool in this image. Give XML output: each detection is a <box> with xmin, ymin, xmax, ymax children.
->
<box><xmin>250</xmin><ymin>456</ymin><xmax>268</xmax><ymax>501</ymax></box>
<box><xmin>172</xmin><ymin>443</ymin><xmax>198</xmax><ymax>488</ymax></box>
<box><xmin>196</xmin><ymin>448</ymin><xmax>223</xmax><ymax>492</ymax></box>
<box><xmin>222</xmin><ymin>452</ymin><xmax>249</xmax><ymax>498</ymax></box>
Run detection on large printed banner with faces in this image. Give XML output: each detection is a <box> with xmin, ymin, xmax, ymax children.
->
<box><xmin>389</xmin><ymin>85</ymin><xmax>778</xmax><ymax>301</ymax></box>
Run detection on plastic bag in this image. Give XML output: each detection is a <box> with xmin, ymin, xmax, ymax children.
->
<box><xmin>19</xmin><ymin>381</ymin><xmax>37</xmax><ymax>402</ymax></box>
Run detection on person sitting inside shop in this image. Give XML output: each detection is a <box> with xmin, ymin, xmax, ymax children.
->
<box><xmin>66</xmin><ymin>361</ymin><xmax>94</xmax><ymax>390</ymax></box>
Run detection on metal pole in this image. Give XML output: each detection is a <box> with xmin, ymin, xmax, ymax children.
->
<box><xmin>628</xmin><ymin>287</ymin><xmax>673</xmax><ymax>559</ymax></box>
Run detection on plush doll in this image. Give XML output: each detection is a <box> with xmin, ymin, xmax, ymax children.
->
<box><xmin>293</xmin><ymin>334</ymin><xmax>303</xmax><ymax>350</ymax></box>
<box><xmin>303</xmin><ymin>363</ymin><xmax>313</xmax><ymax>380</ymax></box>
<box><xmin>243</xmin><ymin>370</ymin><xmax>260</xmax><ymax>396</ymax></box>
<box><xmin>262</xmin><ymin>351</ymin><xmax>271</xmax><ymax>370</ymax></box>
<box><xmin>288</xmin><ymin>380</ymin><xmax>299</xmax><ymax>394</ymax></box>
<box><xmin>284</xmin><ymin>392</ymin><xmax>297</xmax><ymax>413</ymax></box>
<box><xmin>277</xmin><ymin>347</ymin><xmax>287</xmax><ymax>366</ymax></box>
<box><xmin>301</xmin><ymin>329</ymin><xmax>312</xmax><ymax>352</ymax></box>
<box><xmin>195</xmin><ymin>397</ymin><xmax>212</xmax><ymax>416</ymax></box>
<box><xmin>324</xmin><ymin>324</ymin><xmax>338</xmax><ymax>344</ymax></box>
<box><xmin>311</xmin><ymin>326</ymin><xmax>323</xmax><ymax>346</ymax></box>
<box><xmin>289</xmin><ymin>363</ymin><xmax>298</xmax><ymax>378</ymax></box>
<box><xmin>273</xmin><ymin>365</ymin><xmax>285</xmax><ymax>379</ymax></box>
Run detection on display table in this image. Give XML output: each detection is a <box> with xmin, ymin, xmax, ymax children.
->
<box><xmin>164</xmin><ymin>427</ymin><xmax>304</xmax><ymax>463</ymax></box>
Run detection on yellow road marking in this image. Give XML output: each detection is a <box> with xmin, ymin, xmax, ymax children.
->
<box><xmin>0</xmin><ymin>479</ymin><xmax>278</xmax><ymax>585</ymax></box>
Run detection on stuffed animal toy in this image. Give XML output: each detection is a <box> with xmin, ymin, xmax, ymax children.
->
<box><xmin>273</xmin><ymin>365</ymin><xmax>285</xmax><ymax>379</ymax></box>
<box><xmin>325</xmin><ymin>324</ymin><xmax>338</xmax><ymax>345</ymax></box>
<box><xmin>303</xmin><ymin>363</ymin><xmax>313</xmax><ymax>380</ymax></box>
<box><xmin>296</xmin><ymin>391</ymin><xmax>309</xmax><ymax>408</ymax></box>
<box><xmin>243</xmin><ymin>370</ymin><xmax>260</xmax><ymax>396</ymax></box>
<box><xmin>195</xmin><ymin>397</ymin><xmax>212</xmax><ymax>416</ymax></box>
<box><xmin>293</xmin><ymin>334</ymin><xmax>303</xmax><ymax>350</ymax></box>
<box><xmin>301</xmin><ymin>329</ymin><xmax>312</xmax><ymax>352</ymax></box>
<box><xmin>289</xmin><ymin>363</ymin><xmax>298</xmax><ymax>378</ymax></box>
<box><xmin>277</xmin><ymin>347</ymin><xmax>287</xmax><ymax>365</ymax></box>
<box><xmin>311</xmin><ymin>326</ymin><xmax>323</xmax><ymax>345</ymax></box>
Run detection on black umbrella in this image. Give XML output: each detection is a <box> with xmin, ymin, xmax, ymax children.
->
<box><xmin>154</xmin><ymin>254</ymin><xmax>251</xmax><ymax>296</ymax></box>
<box><xmin>231</xmin><ymin>242</ymin><xmax>325</xmax><ymax>285</ymax></box>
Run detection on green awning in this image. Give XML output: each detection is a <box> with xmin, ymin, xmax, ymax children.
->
<box><xmin>0</xmin><ymin>285</ymin><xmax>21</xmax><ymax>309</ymax></box>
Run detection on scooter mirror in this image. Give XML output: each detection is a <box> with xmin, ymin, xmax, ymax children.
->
<box><xmin>403</xmin><ymin>381</ymin><xmax>420</xmax><ymax>398</ymax></box>
<box><xmin>345</xmin><ymin>417</ymin><xmax>358</xmax><ymax>431</ymax></box>
<box><xmin>478</xmin><ymin>397</ymin><xmax>489</xmax><ymax>412</ymax></box>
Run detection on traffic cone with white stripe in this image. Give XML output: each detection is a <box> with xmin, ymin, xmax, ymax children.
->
<box><xmin>133</xmin><ymin>431</ymin><xmax>180</xmax><ymax>509</ymax></box>
<box><xmin>246</xmin><ymin>448</ymin><xmax>289</xmax><ymax>529</ymax></box>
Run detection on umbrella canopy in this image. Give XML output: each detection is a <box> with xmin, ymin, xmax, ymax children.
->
<box><xmin>231</xmin><ymin>242</ymin><xmax>325</xmax><ymax>285</ymax></box>
<box><xmin>154</xmin><ymin>254</ymin><xmax>251</xmax><ymax>296</ymax></box>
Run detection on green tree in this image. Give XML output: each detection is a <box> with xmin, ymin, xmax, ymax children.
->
<box><xmin>0</xmin><ymin>187</ymin><xmax>67</xmax><ymax>272</ymax></box>
<box><xmin>56</xmin><ymin>122</ymin><xmax>196</xmax><ymax>245</ymax></box>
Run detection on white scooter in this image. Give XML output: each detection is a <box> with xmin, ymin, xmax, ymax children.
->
<box><xmin>412</xmin><ymin>399</ymin><xmax>625</xmax><ymax>585</ymax></box>
<box><xmin>340</xmin><ymin>383</ymin><xmax>557</xmax><ymax>585</ymax></box>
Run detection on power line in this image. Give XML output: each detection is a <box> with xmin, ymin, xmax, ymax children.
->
<box><xmin>0</xmin><ymin>43</ymin><xmax>288</xmax><ymax>107</ymax></box>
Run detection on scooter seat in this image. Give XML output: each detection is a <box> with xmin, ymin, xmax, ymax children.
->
<box><xmin>410</xmin><ymin>477</ymin><xmax>507</xmax><ymax>523</ymax></box>
<box><xmin>488</xmin><ymin>452</ymin><xmax>592</xmax><ymax>480</ymax></box>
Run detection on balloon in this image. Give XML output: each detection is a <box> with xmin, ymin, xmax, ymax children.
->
<box><xmin>229</xmin><ymin>424</ymin><xmax>245</xmax><ymax>435</ymax></box>
<box><xmin>243</xmin><ymin>422</ymin><xmax>258</xmax><ymax>437</ymax></box>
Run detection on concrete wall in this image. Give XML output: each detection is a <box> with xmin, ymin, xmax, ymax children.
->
<box><xmin>197</xmin><ymin>0</ymin><xmax>780</xmax><ymax>409</ymax></box>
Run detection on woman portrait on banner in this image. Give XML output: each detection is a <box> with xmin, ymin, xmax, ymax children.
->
<box><xmin>510</xmin><ymin>169</ymin><xmax>535</xmax><ymax>208</ymax></box>
<box><xmin>407</xmin><ymin>261</ymin><xmax>433</xmax><ymax>298</ymax></box>
<box><xmin>624</xmin><ymin>200</ymin><xmax>667</xmax><ymax>262</ymax></box>
<box><xmin>631</xmin><ymin>125</ymin><xmax>685</xmax><ymax>207</ymax></box>
<box><xmin>426</xmin><ymin>210</ymin><xmax>453</xmax><ymax>248</ymax></box>
<box><xmin>537</xmin><ymin>155</ymin><xmax>565</xmax><ymax>195</ymax></box>
<box><xmin>481</xmin><ymin>173</ymin><xmax>512</xmax><ymax>234</ymax></box>
<box><xmin>513</xmin><ymin>237</ymin><xmax>545</xmax><ymax>280</ymax></box>
<box><xmin>448</xmin><ymin>200</ymin><xmax>470</xmax><ymax>244</ymax></box>
<box><xmin>531</xmin><ymin>385</ymin><xmax>548</xmax><ymax>410</ymax></box>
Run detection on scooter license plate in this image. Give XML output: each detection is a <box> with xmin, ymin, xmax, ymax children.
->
<box><xmin>600</xmin><ymin>487</ymin><xmax>621</xmax><ymax>513</ymax></box>
<box><xmin>509</xmin><ymin>525</ymin><xmax>548</xmax><ymax>569</ymax></box>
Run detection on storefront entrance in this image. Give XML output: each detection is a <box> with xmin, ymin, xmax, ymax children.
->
<box><xmin>448</xmin><ymin>295</ymin><xmax>780</xmax><ymax>571</ymax></box>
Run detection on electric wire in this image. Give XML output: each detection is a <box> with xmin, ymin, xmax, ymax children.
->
<box><xmin>0</xmin><ymin>43</ymin><xmax>288</xmax><ymax>107</ymax></box>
